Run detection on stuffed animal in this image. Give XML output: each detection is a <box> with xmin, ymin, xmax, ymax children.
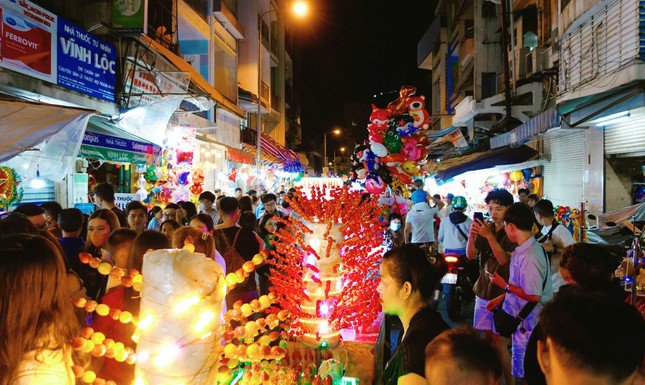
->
<box><xmin>407</xmin><ymin>95</ymin><xmax>432</xmax><ymax>130</ymax></box>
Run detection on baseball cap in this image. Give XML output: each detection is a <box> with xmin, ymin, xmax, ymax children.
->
<box><xmin>411</xmin><ymin>190</ymin><xmax>428</xmax><ymax>204</ymax></box>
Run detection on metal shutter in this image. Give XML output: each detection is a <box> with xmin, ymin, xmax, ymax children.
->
<box><xmin>542</xmin><ymin>130</ymin><xmax>585</xmax><ymax>208</ymax></box>
<box><xmin>604</xmin><ymin>116</ymin><xmax>645</xmax><ymax>156</ymax></box>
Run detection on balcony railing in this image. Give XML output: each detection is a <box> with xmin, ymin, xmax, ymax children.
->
<box><xmin>558</xmin><ymin>0</ymin><xmax>639</xmax><ymax>94</ymax></box>
<box><xmin>271</xmin><ymin>92</ymin><xmax>281</xmax><ymax>112</ymax></box>
<box><xmin>260</xmin><ymin>82</ymin><xmax>270</xmax><ymax>108</ymax></box>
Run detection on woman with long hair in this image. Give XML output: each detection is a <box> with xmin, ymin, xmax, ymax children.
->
<box><xmin>256</xmin><ymin>213</ymin><xmax>282</xmax><ymax>295</ymax></box>
<box><xmin>177</xmin><ymin>201</ymin><xmax>198</xmax><ymax>226</ymax></box>
<box><xmin>0</xmin><ymin>234</ymin><xmax>81</xmax><ymax>385</ymax></box>
<box><xmin>92</xmin><ymin>230</ymin><xmax>170</xmax><ymax>384</ymax></box>
<box><xmin>82</xmin><ymin>209</ymin><xmax>120</xmax><ymax>301</ymax></box>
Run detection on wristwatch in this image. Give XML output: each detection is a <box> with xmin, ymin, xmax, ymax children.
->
<box><xmin>504</xmin><ymin>284</ymin><xmax>511</xmax><ymax>293</ymax></box>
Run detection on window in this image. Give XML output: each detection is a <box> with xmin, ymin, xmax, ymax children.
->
<box><xmin>214</xmin><ymin>35</ymin><xmax>238</xmax><ymax>102</ymax></box>
<box><xmin>482</xmin><ymin>72</ymin><xmax>497</xmax><ymax>99</ymax></box>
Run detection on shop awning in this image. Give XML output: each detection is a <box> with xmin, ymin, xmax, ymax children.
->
<box><xmin>139</xmin><ymin>35</ymin><xmax>245</xmax><ymax>119</ymax></box>
<box><xmin>490</xmin><ymin>108</ymin><xmax>560</xmax><ymax>149</ymax></box>
<box><xmin>227</xmin><ymin>147</ymin><xmax>255</xmax><ymax>165</ymax></box>
<box><xmin>240</xmin><ymin>134</ymin><xmax>303</xmax><ymax>172</ymax></box>
<box><xmin>0</xmin><ymin>99</ymin><xmax>94</xmax><ymax>163</ymax></box>
<box><xmin>425</xmin><ymin>145</ymin><xmax>539</xmax><ymax>182</ymax></box>
<box><xmin>80</xmin><ymin>116</ymin><xmax>163</xmax><ymax>165</ymax></box>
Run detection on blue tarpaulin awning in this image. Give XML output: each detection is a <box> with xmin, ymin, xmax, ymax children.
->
<box><xmin>426</xmin><ymin>145</ymin><xmax>539</xmax><ymax>182</ymax></box>
<box><xmin>490</xmin><ymin>108</ymin><xmax>560</xmax><ymax>149</ymax></box>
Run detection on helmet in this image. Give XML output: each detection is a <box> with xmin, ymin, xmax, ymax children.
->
<box><xmin>452</xmin><ymin>195</ymin><xmax>467</xmax><ymax>209</ymax></box>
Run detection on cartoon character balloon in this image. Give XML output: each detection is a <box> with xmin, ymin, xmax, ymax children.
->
<box><xmin>406</xmin><ymin>95</ymin><xmax>432</xmax><ymax>130</ymax></box>
<box><xmin>383</xmin><ymin>129</ymin><xmax>402</xmax><ymax>154</ymax></box>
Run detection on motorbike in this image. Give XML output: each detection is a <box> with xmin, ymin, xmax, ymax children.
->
<box><xmin>440</xmin><ymin>252</ymin><xmax>476</xmax><ymax>322</ymax></box>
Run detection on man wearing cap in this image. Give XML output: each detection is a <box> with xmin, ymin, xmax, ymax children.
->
<box><xmin>438</xmin><ymin>196</ymin><xmax>471</xmax><ymax>255</ymax></box>
<box><xmin>405</xmin><ymin>189</ymin><xmax>445</xmax><ymax>247</ymax></box>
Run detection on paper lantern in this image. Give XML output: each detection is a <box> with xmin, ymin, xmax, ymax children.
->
<box><xmin>135</xmin><ymin>249</ymin><xmax>225</xmax><ymax>385</ymax></box>
<box><xmin>509</xmin><ymin>170</ymin><xmax>523</xmax><ymax>182</ymax></box>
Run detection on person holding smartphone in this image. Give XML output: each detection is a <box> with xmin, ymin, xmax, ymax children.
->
<box><xmin>466</xmin><ymin>188</ymin><xmax>517</xmax><ymax>385</ymax></box>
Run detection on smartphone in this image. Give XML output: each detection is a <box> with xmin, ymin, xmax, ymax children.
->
<box><xmin>474</xmin><ymin>212</ymin><xmax>484</xmax><ymax>222</ymax></box>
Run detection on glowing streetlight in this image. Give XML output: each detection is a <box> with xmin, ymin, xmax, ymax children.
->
<box><xmin>292</xmin><ymin>1</ymin><xmax>309</xmax><ymax>18</ymax></box>
<box><xmin>323</xmin><ymin>128</ymin><xmax>342</xmax><ymax>169</ymax></box>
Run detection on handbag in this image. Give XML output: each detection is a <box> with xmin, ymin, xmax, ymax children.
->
<box><xmin>492</xmin><ymin>246</ymin><xmax>548</xmax><ymax>338</ymax></box>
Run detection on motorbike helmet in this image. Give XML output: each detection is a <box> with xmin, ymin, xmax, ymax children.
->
<box><xmin>452</xmin><ymin>195</ymin><xmax>468</xmax><ymax>209</ymax></box>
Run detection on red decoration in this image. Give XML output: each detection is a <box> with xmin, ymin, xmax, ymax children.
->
<box><xmin>268</xmin><ymin>186</ymin><xmax>385</xmax><ymax>335</ymax></box>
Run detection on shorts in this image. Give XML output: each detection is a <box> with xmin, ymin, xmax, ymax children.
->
<box><xmin>473</xmin><ymin>296</ymin><xmax>494</xmax><ymax>331</ymax></box>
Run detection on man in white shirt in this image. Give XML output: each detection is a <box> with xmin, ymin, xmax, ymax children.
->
<box><xmin>488</xmin><ymin>203</ymin><xmax>553</xmax><ymax>381</ymax></box>
<box><xmin>533</xmin><ymin>199</ymin><xmax>576</xmax><ymax>291</ymax></box>
<box><xmin>405</xmin><ymin>190</ymin><xmax>444</xmax><ymax>246</ymax></box>
<box><xmin>438</xmin><ymin>195</ymin><xmax>471</xmax><ymax>255</ymax></box>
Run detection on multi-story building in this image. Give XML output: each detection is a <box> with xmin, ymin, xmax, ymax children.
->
<box><xmin>555</xmin><ymin>0</ymin><xmax>645</xmax><ymax>213</ymax></box>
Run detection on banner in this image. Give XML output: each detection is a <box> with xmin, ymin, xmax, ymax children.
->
<box><xmin>0</xmin><ymin>0</ymin><xmax>116</xmax><ymax>102</ymax></box>
<box><xmin>0</xmin><ymin>0</ymin><xmax>56</xmax><ymax>83</ymax></box>
<box><xmin>112</xmin><ymin>0</ymin><xmax>147</xmax><ymax>33</ymax></box>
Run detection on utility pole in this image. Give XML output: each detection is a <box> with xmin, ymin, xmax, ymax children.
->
<box><xmin>500</xmin><ymin>0</ymin><xmax>513</xmax><ymax>132</ymax></box>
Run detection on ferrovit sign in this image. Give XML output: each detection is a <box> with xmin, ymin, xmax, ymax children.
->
<box><xmin>0</xmin><ymin>0</ymin><xmax>116</xmax><ymax>102</ymax></box>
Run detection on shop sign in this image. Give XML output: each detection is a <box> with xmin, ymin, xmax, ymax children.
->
<box><xmin>114</xmin><ymin>193</ymin><xmax>138</xmax><ymax>211</ymax></box>
<box><xmin>123</xmin><ymin>61</ymin><xmax>189</xmax><ymax>108</ymax></box>
<box><xmin>0</xmin><ymin>0</ymin><xmax>116</xmax><ymax>102</ymax></box>
<box><xmin>80</xmin><ymin>130</ymin><xmax>162</xmax><ymax>165</ymax></box>
<box><xmin>112</xmin><ymin>0</ymin><xmax>147</xmax><ymax>33</ymax></box>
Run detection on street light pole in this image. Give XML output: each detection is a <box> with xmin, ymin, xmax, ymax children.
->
<box><xmin>256</xmin><ymin>2</ymin><xmax>308</xmax><ymax>179</ymax></box>
<box><xmin>257</xmin><ymin>9</ymin><xmax>273</xmax><ymax>178</ymax></box>
<box><xmin>323</xmin><ymin>132</ymin><xmax>328</xmax><ymax>168</ymax></box>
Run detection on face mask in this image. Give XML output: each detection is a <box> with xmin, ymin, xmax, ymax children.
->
<box><xmin>198</xmin><ymin>204</ymin><xmax>205</xmax><ymax>213</ymax></box>
<box><xmin>390</xmin><ymin>222</ymin><xmax>401</xmax><ymax>232</ymax></box>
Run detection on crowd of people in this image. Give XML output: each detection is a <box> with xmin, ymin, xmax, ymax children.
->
<box><xmin>0</xmin><ymin>180</ymin><xmax>643</xmax><ymax>385</ymax></box>
<box><xmin>379</xmin><ymin>186</ymin><xmax>644</xmax><ymax>385</ymax></box>
<box><xmin>0</xmin><ymin>182</ymin><xmax>295</xmax><ymax>385</ymax></box>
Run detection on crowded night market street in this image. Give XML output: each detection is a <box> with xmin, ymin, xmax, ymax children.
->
<box><xmin>0</xmin><ymin>0</ymin><xmax>643</xmax><ymax>385</ymax></box>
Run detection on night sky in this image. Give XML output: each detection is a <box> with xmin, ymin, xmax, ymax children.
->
<box><xmin>292</xmin><ymin>0</ymin><xmax>438</xmax><ymax>151</ymax></box>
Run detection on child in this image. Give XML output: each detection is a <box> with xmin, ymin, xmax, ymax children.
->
<box><xmin>104</xmin><ymin>229</ymin><xmax>138</xmax><ymax>292</ymax></box>
<box><xmin>147</xmin><ymin>206</ymin><xmax>163</xmax><ymax>231</ymax></box>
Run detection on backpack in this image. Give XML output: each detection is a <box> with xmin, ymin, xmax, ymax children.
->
<box><xmin>215</xmin><ymin>228</ymin><xmax>246</xmax><ymax>276</ymax></box>
<box><xmin>535</xmin><ymin>222</ymin><xmax>559</xmax><ymax>244</ymax></box>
